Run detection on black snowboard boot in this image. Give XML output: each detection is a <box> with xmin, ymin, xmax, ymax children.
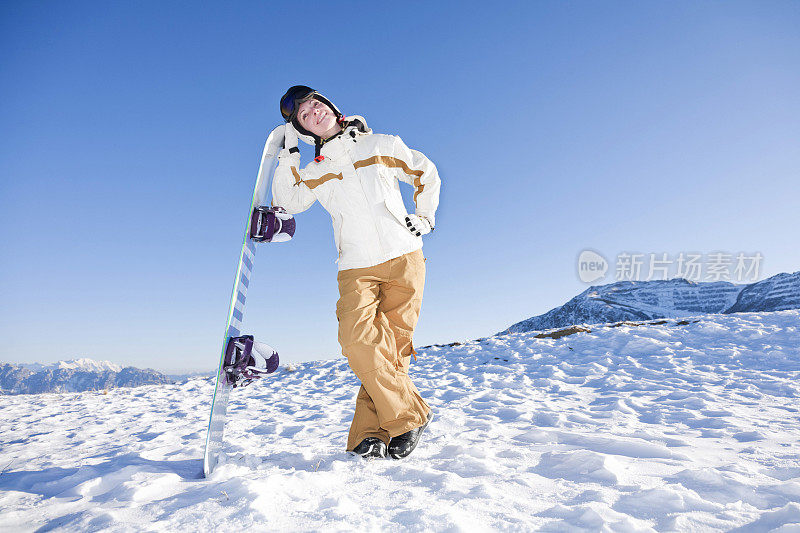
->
<box><xmin>388</xmin><ymin>412</ymin><xmax>433</xmax><ymax>459</ymax></box>
<box><xmin>350</xmin><ymin>437</ymin><xmax>387</xmax><ymax>459</ymax></box>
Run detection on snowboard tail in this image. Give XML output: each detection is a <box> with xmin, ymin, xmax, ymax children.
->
<box><xmin>202</xmin><ymin>238</ymin><xmax>258</xmax><ymax>478</ymax></box>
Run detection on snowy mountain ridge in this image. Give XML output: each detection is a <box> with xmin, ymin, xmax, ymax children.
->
<box><xmin>727</xmin><ymin>271</ymin><xmax>800</xmax><ymax>313</ymax></box>
<box><xmin>19</xmin><ymin>358</ymin><xmax>123</xmax><ymax>373</ymax></box>
<box><xmin>0</xmin><ymin>360</ymin><xmax>169</xmax><ymax>395</ymax></box>
<box><xmin>1</xmin><ymin>310</ymin><xmax>798</xmax><ymax>530</ymax></box>
<box><xmin>504</xmin><ymin>270</ymin><xmax>800</xmax><ymax>334</ymax></box>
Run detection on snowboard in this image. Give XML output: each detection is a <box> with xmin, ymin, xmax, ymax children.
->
<box><xmin>202</xmin><ymin>129</ymin><xmax>293</xmax><ymax>478</ymax></box>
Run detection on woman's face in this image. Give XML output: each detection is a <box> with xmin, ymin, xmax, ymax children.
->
<box><xmin>296</xmin><ymin>98</ymin><xmax>340</xmax><ymax>139</ymax></box>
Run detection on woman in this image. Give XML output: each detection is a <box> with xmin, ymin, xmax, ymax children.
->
<box><xmin>269</xmin><ymin>86</ymin><xmax>441</xmax><ymax>459</ymax></box>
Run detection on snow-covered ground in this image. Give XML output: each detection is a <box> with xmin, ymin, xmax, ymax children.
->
<box><xmin>1</xmin><ymin>311</ymin><xmax>799</xmax><ymax>531</ymax></box>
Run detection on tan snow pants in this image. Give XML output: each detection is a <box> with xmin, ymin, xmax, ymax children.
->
<box><xmin>337</xmin><ymin>249</ymin><xmax>431</xmax><ymax>451</ymax></box>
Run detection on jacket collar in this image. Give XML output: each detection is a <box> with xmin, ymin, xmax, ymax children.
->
<box><xmin>320</xmin><ymin>134</ymin><xmax>347</xmax><ymax>159</ymax></box>
<box><xmin>319</xmin><ymin>117</ymin><xmax>371</xmax><ymax>159</ymax></box>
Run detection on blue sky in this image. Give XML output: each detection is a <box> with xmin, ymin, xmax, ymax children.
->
<box><xmin>2</xmin><ymin>2</ymin><xmax>798</xmax><ymax>373</ymax></box>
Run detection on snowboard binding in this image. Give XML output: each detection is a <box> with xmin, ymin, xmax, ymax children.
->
<box><xmin>250</xmin><ymin>206</ymin><xmax>295</xmax><ymax>243</ymax></box>
<box><xmin>223</xmin><ymin>335</ymin><xmax>280</xmax><ymax>388</ymax></box>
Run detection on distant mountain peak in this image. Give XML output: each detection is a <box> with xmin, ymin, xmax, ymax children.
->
<box><xmin>18</xmin><ymin>358</ymin><xmax>124</xmax><ymax>374</ymax></box>
<box><xmin>726</xmin><ymin>271</ymin><xmax>800</xmax><ymax>313</ymax></box>
<box><xmin>58</xmin><ymin>358</ymin><xmax>123</xmax><ymax>372</ymax></box>
<box><xmin>502</xmin><ymin>272</ymin><xmax>800</xmax><ymax>335</ymax></box>
<box><xmin>1</xmin><ymin>359</ymin><xmax>167</xmax><ymax>395</ymax></box>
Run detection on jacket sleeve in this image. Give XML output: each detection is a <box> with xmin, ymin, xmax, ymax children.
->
<box><xmin>271</xmin><ymin>149</ymin><xmax>316</xmax><ymax>214</ymax></box>
<box><xmin>390</xmin><ymin>136</ymin><xmax>441</xmax><ymax>228</ymax></box>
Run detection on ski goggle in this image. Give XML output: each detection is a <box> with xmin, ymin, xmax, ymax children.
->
<box><xmin>280</xmin><ymin>85</ymin><xmax>316</xmax><ymax>122</ymax></box>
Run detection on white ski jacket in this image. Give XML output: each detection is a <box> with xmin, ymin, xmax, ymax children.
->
<box><xmin>271</xmin><ymin>118</ymin><xmax>441</xmax><ymax>271</ymax></box>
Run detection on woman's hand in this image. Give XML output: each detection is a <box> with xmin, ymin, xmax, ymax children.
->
<box><xmin>404</xmin><ymin>214</ymin><xmax>433</xmax><ymax>237</ymax></box>
<box><xmin>264</xmin><ymin>124</ymin><xmax>286</xmax><ymax>157</ymax></box>
<box><xmin>284</xmin><ymin>123</ymin><xmax>299</xmax><ymax>151</ymax></box>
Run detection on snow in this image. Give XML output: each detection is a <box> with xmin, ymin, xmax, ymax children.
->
<box><xmin>1</xmin><ymin>310</ymin><xmax>799</xmax><ymax>531</ymax></box>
